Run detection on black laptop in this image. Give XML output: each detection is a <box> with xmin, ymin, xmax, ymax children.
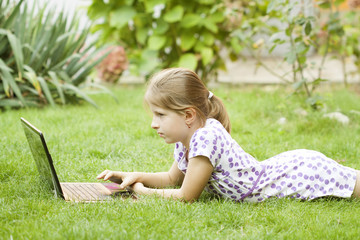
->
<box><xmin>21</xmin><ymin>117</ymin><xmax>131</xmax><ymax>202</ymax></box>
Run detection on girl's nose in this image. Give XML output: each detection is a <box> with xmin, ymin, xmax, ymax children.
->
<box><xmin>151</xmin><ymin>118</ymin><xmax>159</xmax><ymax>129</ymax></box>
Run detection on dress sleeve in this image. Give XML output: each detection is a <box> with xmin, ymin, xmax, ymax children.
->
<box><xmin>188</xmin><ymin>128</ymin><xmax>221</xmax><ymax>168</ymax></box>
<box><xmin>174</xmin><ymin>142</ymin><xmax>187</xmax><ymax>173</ymax></box>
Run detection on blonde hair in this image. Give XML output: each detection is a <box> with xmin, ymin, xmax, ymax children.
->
<box><xmin>144</xmin><ymin>68</ymin><xmax>231</xmax><ymax>133</ymax></box>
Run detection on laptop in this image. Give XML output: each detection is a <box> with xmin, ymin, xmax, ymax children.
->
<box><xmin>21</xmin><ymin>117</ymin><xmax>132</xmax><ymax>202</ymax></box>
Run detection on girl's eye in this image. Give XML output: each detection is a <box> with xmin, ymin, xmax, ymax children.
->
<box><xmin>155</xmin><ymin>112</ymin><xmax>164</xmax><ymax>117</ymax></box>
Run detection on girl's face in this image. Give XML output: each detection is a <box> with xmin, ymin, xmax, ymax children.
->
<box><xmin>148</xmin><ymin>104</ymin><xmax>189</xmax><ymax>145</ymax></box>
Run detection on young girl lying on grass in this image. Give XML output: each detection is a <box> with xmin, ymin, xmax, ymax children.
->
<box><xmin>97</xmin><ymin>68</ymin><xmax>360</xmax><ymax>203</ymax></box>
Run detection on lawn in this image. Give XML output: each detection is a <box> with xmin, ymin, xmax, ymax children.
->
<box><xmin>1</xmin><ymin>85</ymin><xmax>360</xmax><ymax>239</ymax></box>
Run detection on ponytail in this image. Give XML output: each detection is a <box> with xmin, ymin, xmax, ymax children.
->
<box><xmin>208</xmin><ymin>95</ymin><xmax>231</xmax><ymax>133</ymax></box>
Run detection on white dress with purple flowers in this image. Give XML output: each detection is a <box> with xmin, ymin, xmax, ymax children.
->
<box><xmin>174</xmin><ymin>118</ymin><xmax>357</xmax><ymax>202</ymax></box>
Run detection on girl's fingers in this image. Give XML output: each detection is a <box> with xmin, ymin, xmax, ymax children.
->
<box><xmin>119</xmin><ymin>177</ymin><xmax>134</xmax><ymax>189</ymax></box>
<box><xmin>96</xmin><ymin>170</ymin><xmax>110</xmax><ymax>179</ymax></box>
<box><xmin>104</xmin><ymin>171</ymin><xmax>117</xmax><ymax>181</ymax></box>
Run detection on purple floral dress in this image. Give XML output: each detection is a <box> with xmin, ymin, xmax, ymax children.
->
<box><xmin>174</xmin><ymin>118</ymin><xmax>357</xmax><ymax>202</ymax></box>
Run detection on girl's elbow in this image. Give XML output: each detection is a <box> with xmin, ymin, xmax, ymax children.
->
<box><xmin>179</xmin><ymin>189</ymin><xmax>201</xmax><ymax>202</ymax></box>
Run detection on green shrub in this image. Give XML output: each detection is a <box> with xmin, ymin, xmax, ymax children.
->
<box><xmin>0</xmin><ymin>0</ymin><xmax>109</xmax><ymax>109</ymax></box>
<box><xmin>87</xmin><ymin>0</ymin><xmax>241</xmax><ymax>81</ymax></box>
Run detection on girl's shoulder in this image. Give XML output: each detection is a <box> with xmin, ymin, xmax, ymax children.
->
<box><xmin>188</xmin><ymin>118</ymin><xmax>231</xmax><ymax>166</ymax></box>
<box><xmin>191</xmin><ymin>118</ymin><xmax>228</xmax><ymax>144</ymax></box>
<box><xmin>197</xmin><ymin>118</ymin><xmax>226</xmax><ymax>136</ymax></box>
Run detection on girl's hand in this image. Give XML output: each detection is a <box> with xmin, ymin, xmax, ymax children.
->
<box><xmin>131</xmin><ymin>182</ymin><xmax>146</xmax><ymax>194</ymax></box>
<box><xmin>97</xmin><ymin>170</ymin><xmax>140</xmax><ymax>190</ymax></box>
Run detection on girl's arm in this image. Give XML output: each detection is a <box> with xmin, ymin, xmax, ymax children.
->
<box><xmin>97</xmin><ymin>160</ymin><xmax>185</xmax><ymax>189</ymax></box>
<box><xmin>131</xmin><ymin>156</ymin><xmax>214</xmax><ymax>202</ymax></box>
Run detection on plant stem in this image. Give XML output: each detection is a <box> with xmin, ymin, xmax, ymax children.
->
<box><xmin>246</xmin><ymin>44</ymin><xmax>292</xmax><ymax>84</ymax></box>
<box><xmin>289</xmin><ymin>23</ymin><xmax>311</xmax><ymax>97</ymax></box>
<box><xmin>341</xmin><ymin>55</ymin><xmax>348</xmax><ymax>87</ymax></box>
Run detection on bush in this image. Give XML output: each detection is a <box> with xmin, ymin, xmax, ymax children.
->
<box><xmin>87</xmin><ymin>0</ymin><xmax>241</xmax><ymax>81</ymax></box>
<box><xmin>0</xmin><ymin>0</ymin><xmax>109</xmax><ymax>109</ymax></box>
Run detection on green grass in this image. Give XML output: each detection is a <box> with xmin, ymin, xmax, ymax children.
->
<box><xmin>1</xmin><ymin>85</ymin><xmax>360</xmax><ymax>239</ymax></box>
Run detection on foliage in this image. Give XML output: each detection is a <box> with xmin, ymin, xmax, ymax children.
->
<box><xmin>0</xmin><ymin>0</ymin><xmax>109</xmax><ymax>109</ymax></box>
<box><xmin>87</xmin><ymin>0</ymin><xmax>239</xmax><ymax>81</ymax></box>
<box><xmin>232</xmin><ymin>0</ymin><xmax>360</xmax><ymax>109</ymax></box>
<box><xmin>96</xmin><ymin>45</ymin><xmax>128</xmax><ymax>83</ymax></box>
<box><xmin>86</xmin><ymin>0</ymin><xmax>360</xmax><ymax>109</ymax></box>
<box><xmin>266</xmin><ymin>0</ymin><xmax>324</xmax><ymax>108</ymax></box>
<box><xmin>316</xmin><ymin>1</ymin><xmax>360</xmax><ymax>86</ymax></box>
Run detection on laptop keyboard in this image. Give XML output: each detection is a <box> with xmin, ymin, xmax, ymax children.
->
<box><xmin>61</xmin><ymin>183</ymin><xmax>111</xmax><ymax>201</ymax></box>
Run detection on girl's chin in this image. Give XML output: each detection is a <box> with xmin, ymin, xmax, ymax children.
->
<box><xmin>163</xmin><ymin>138</ymin><xmax>175</xmax><ymax>144</ymax></box>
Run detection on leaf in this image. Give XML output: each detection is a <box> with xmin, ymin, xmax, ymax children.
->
<box><xmin>138</xmin><ymin>50</ymin><xmax>159</xmax><ymax>75</ymax></box>
<box><xmin>2</xmin><ymin>0</ymin><xmax>24</xmax><ymax>29</ymax></box>
<box><xmin>285</xmin><ymin>51</ymin><xmax>296</xmax><ymax>64</ymax></box>
<box><xmin>0</xmin><ymin>98</ymin><xmax>27</xmax><ymax>107</ymax></box>
<box><xmin>86</xmin><ymin>82</ymin><xmax>118</xmax><ymax>104</ymax></box>
<box><xmin>178</xmin><ymin>53</ymin><xmax>197</xmax><ymax>71</ymax></box>
<box><xmin>292</xmin><ymin>79</ymin><xmax>305</xmax><ymax>90</ymax></box>
<box><xmin>230</xmin><ymin>37</ymin><xmax>242</xmax><ymax>54</ymax></box>
<box><xmin>198</xmin><ymin>0</ymin><xmax>215</xmax><ymax>4</ymax></box>
<box><xmin>153</xmin><ymin>19</ymin><xmax>169</xmax><ymax>34</ymax></box>
<box><xmin>48</xmin><ymin>71</ymin><xmax>65</xmax><ymax>105</ymax></box>
<box><xmin>334</xmin><ymin>0</ymin><xmax>345</xmax><ymax>6</ymax></box>
<box><xmin>163</xmin><ymin>5</ymin><xmax>184</xmax><ymax>23</ymax></box>
<box><xmin>208</xmin><ymin>12</ymin><xmax>225</xmax><ymax>23</ymax></box>
<box><xmin>110</xmin><ymin>6</ymin><xmax>136</xmax><ymax>28</ymax></box>
<box><xmin>23</xmin><ymin>65</ymin><xmax>41</xmax><ymax>95</ymax></box>
<box><xmin>37</xmin><ymin>76</ymin><xmax>55</xmax><ymax>106</ymax></box>
<box><xmin>144</xmin><ymin>0</ymin><xmax>166</xmax><ymax>13</ymax></box>
<box><xmin>133</xmin><ymin>13</ymin><xmax>149</xmax><ymax>28</ymax></box>
<box><xmin>317</xmin><ymin>1</ymin><xmax>331</xmax><ymax>9</ymax></box>
<box><xmin>312</xmin><ymin>78</ymin><xmax>328</xmax><ymax>86</ymax></box>
<box><xmin>181</xmin><ymin>14</ymin><xmax>201</xmax><ymax>28</ymax></box>
<box><xmin>295</xmin><ymin>17</ymin><xmax>306</xmax><ymax>26</ymax></box>
<box><xmin>194</xmin><ymin>41</ymin><xmax>205</xmax><ymax>52</ymax></box>
<box><xmin>6</xmin><ymin>30</ymin><xmax>24</xmax><ymax>79</ymax></box>
<box><xmin>295</xmin><ymin>42</ymin><xmax>308</xmax><ymax>54</ymax></box>
<box><xmin>285</xmin><ymin>28</ymin><xmax>292</xmax><ymax>37</ymax></box>
<box><xmin>201</xmin><ymin>47</ymin><xmax>213</xmax><ymax>65</ymax></box>
<box><xmin>180</xmin><ymin>31</ymin><xmax>197</xmax><ymax>51</ymax></box>
<box><xmin>148</xmin><ymin>35</ymin><xmax>167</xmax><ymax>50</ymax></box>
<box><xmin>136</xmin><ymin>28</ymin><xmax>148</xmax><ymax>45</ymax></box>
<box><xmin>62</xmin><ymin>83</ymin><xmax>98</xmax><ymax>108</ymax></box>
<box><xmin>201</xmin><ymin>31</ymin><xmax>215</xmax><ymax>46</ymax></box>
<box><xmin>0</xmin><ymin>59</ymin><xmax>26</xmax><ymax>106</ymax></box>
<box><xmin>304</xmin><ymin>22</ymin><xmax>312</xmax><ymax>35</ymax></box>
<box><xmin>71</xmin><ymin>48</ymin><xmax>109</xmax><ymax>86</ymax></box>
<box><xmin>267</xmin><ymin>1</ymin><xmax>277</xmax><ymax>13</ymax></box>
<box><xmin>203</xmin><ymin>20</ymin><xmax>218</xmax><ymax>33</ymax></box>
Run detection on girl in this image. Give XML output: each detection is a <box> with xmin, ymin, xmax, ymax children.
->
<box><xmin>97</xmin><ymin>68</ymin><xmax>360</xmax><ymax>202</ymax></box>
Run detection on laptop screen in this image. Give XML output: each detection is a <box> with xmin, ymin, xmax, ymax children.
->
<box><xmin>21</xmin><ymin>118</ymin><xmax>64</xmax><ymax>199</ymax></box>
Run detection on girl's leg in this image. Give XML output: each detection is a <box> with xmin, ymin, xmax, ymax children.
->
<box><xmin>352</xmin><ymin>170</ymin><xmax>360</xmax><ymax>198</ymax></box>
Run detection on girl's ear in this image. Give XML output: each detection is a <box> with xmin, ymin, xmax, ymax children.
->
<box><xmin>184</xmin><ymin>107</ymin><xmax>197</xmax><ymax>125</ymax></box>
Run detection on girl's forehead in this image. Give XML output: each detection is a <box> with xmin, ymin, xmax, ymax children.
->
<box><xmin>148</xmin><ymin>103</ymin><xmax>166</xmax><ymax>112</ymax></box>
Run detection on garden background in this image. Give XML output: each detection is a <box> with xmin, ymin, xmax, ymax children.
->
<box><xmin>1</xmin><ymin>0</ymin><xmax>360</xmax><ymax>239</ymax></box>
